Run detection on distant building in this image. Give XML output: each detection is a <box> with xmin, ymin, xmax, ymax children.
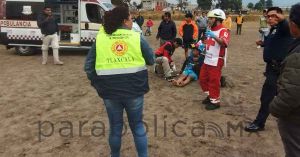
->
<box><xmin>142</xmin><ymin>0</ymin><xmax>169</xmax><ymax>11</ymax></box>
<box><xmin>185</xmin><ymin>3</ymin><xmax>198</xmax><ymax>11</ymax></box>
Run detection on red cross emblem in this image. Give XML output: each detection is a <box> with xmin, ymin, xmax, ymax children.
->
<box><xmin>206</xmin><ymin>38</ymin><xmax>215</xmax><ymax>50</ymax></box>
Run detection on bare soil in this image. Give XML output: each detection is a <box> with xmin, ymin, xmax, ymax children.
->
<box><xmin>0</xmin><ymin>21</ymin><xmax>284</xmax><ymax>157</ymax></box>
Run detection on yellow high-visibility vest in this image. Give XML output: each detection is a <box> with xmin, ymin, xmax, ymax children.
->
<box><xmin>95</xmin><ymin>28</ymin><xmax>146</xmax><ymax>75</ymax></box>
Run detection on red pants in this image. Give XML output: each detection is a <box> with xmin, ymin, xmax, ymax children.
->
<box><xmin>199</xmin><ymin>59</ymin><xmax>224</xmax><ymax>103</ymax></box>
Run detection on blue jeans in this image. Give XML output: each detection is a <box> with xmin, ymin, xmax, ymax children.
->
<box><xmin>103</xmin><ymin>96</ymin><xmax>148</xmax><ymax>157</ymax></box>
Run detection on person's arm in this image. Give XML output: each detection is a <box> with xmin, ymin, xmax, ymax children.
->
<box><xmin>156</xmin><ymin>22</ymin><xmax>162</xmax><ymax>39</ymax></box>
<box><xmin>277</xmin><ymin>19</ymin><xmax>290</xmax><ymax>36</ymax></box>
<box><xmin>84</xmin><ymin>43</ymin><xmax>97</xmax><ymax>81</ymax></box>
<box><xmin>259</xmin><ymin>17</ymin><xmax>262</xmax><ymax>28</ymax></box>
<box><xmin>164</xmin><ymin>44</ymin><xmax>174</xmax><ymax>63</ymax></box>
<box><xmin>206</xmin><ymin>29</ymin><xmax>230</xmax><ymax>47</ymax></box>
<box><xmin>140</xmin><ymin>35</ymin><xmax>155</xmax><ymax>65</ymax></box>
<box><xmin>141</xmin><ymin>16</ymin><xmax>144</xmax><ymax>25</ymax></box>
<box><xmin>242</xmin><ymin>17</ymin><xmax>244</xmax><ymax>23</ymax></box>
<box><xmin>228</xmin><ymin>18</ymin><xmax>232</xmax><ymax>29</ymax></box>
<box><xmin>179</xmin><ymin>21</ymin><xmax>184</xmax><ymax>37</ymax></box>
<box><xmin>270</xmin><ymin>53</ymin><xmax>300</xmax><ymax>118</ymax></box>
<box><xmin>55</xmin><ymin>21</ymin><xmax>59</xmax><ymax>33</ymax></box>
<box><xmin>172</xmin><ymin>21</ymin><xmax>177</xmax><ymax>40</ymax></box>
<box><xmin>37</xmin><ymin>14</ymin><xmax>49</xmax><ymax>28</ymax></box>
<box><xmin>180</xmin><ymin>57</ymin><xmax>189</xmax><ymax>73</ymax></box>
<box><xmin>192</xmin><ymin>22</ymin><xmax>198</xmax><ymax>40</ymax></box>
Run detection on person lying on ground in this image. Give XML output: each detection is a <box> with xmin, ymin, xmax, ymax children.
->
<box><xmin>172</xmin><ymin>43</ymin><xmax>205</xmax><ymax>87</ymax></box>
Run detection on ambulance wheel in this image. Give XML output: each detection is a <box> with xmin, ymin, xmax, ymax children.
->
<box><xmin>15</xmin><ymin>46</ymin><xmax>35</xmax><ymax>56</ymax></box>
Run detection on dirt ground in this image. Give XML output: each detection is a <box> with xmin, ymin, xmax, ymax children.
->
<box><xmin>0</xmin><ymin>21</ymin><xmax>285</xmax><ymax>157</ymax></box>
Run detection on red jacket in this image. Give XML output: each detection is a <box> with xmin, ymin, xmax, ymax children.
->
<box><xmin>155</xmin><ymin>42</ymin><xmax>174</xmax><ymax>63</ymax></box>
<box><xmin>146</xmin><ymin>20</ymin><xmax>154</xmax><ymax>27</ymax></box>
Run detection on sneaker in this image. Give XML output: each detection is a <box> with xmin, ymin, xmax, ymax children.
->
<box><xmin>244</xmin><ymin>123</ymin><xmax>264</xmax><ymax>132</ymax></box>
<box><xmin>54</xmin><ymin>61</ymin><xmax>64</xmax><ymax>65</ymax></box>
<box><xmin>202</xmin><ymin>96</ymin><xmax>210</xmax><ymax>105</ymax></box>
<box><xmin>205</xmin><ymin>102</ymin><xmax>220</xmax><ymax>110</ymax></box>
<box><xmin>42</xmin><ymin>61</ymin><xmax>47</xmax><ymax>65</ymax></box>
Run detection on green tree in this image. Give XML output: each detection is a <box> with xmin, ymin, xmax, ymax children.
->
<box><xmin>254</xmin><ymin>2</ymin><xmax>263</xmax><ymax>10</ymax></box>
<box><xmin>266</xmin><ymin>0</ymin><xmax>273</xmax><ymax>8</ymax></box>
<box><xmin>197</xmin><ymin>0</ymin><xmax>212</xmax><ymax>10</ymax></box>
<box><xmin>218</xmin><ymin>0</ymin><xmax>230</xmax><ymax>10</ymax></box>
<box><xmin>247</xmin><ymin>2</ymin><xmax>254</xmax><ymax>9</ymax></box>
<box><xmin>218</xmin><ymin>0</ymin><xmax>242</xmax><ymax>10</ymax></box>
<box><xmin>231</xmin><ymin>0</ymin><xmax>242</xmax><ymax>11</ymax></box>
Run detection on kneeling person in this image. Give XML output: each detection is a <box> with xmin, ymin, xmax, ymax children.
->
<box><xmin>155</xmin><ymin>38</ymin><xmax>182</xmax><ymax>80</ymax></box>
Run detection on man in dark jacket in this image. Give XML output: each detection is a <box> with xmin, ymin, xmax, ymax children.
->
<box><xmin>156</xmin><ymin>12</ymin><xmax>177</xmax><ymax>46</ymax></box>
<box><xmin>37</xmin><ymin>6</ymin><xmax>63</xmax><ymax>65</ymax></box>
<box><xmin>136</xmin><ymin>12</ymin><xmax>144</xmax><ymax>29</ymax></box>
<box><xmin>245</xmin><ymin>7</ymin><xmax>293</xmax><ymax>132</ymax></box>
<box><xmin>270</xmin><ymin>3</ymin><xmax>300</xmax><ymax>157</ymax></box>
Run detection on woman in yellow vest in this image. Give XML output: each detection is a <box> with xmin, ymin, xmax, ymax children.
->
<box><xmin>223</xmin><ymin>12</ymin><xmax>232</xmax><ymax>32</ymax></box>
<box><xmin>235</xmin><ymin>13</ymin><xmax>244</xmax><ymax>35</ymax></box>
<box><xmin>84</xmin><ymin>6</ymin><xmax>154</xmax><ymax>157</ymax></box>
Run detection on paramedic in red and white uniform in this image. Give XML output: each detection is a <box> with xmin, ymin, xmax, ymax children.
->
<box><xmin>199</xmin><ymin>9</ymin><xmax>230</xmax><ymax>110</ymax></box>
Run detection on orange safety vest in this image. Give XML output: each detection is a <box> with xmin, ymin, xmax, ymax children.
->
<box><xmin>236</xmin><ymin>16</ymin><xmax>243</xmax><ymax>25</ymax></box>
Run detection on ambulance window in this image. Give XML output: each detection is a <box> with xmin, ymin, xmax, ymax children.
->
<box><xmin>86</xmin><ymin>4</ymin><xmax>104</xmax><ymax>23</ymax></box>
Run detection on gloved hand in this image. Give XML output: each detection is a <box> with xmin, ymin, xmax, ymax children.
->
<box><xmin>205</xmin><ymin>30</ymin><xmax>217</xmax><ymax>39</ymax></box>
<box><xmin>198</xmin><ymin>43</ymin><xmax>206</xmax><ymax>52</ymax></box>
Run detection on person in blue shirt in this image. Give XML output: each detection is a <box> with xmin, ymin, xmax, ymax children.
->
<box><xmin>172</xmin><ymin>43</ymin><xmax>205</xmax><ymax>87</ymax></box>
<box><xmin>245</xmin><ymin>7</ymin><xmax>293</xmax><ymax>132</ymax></box>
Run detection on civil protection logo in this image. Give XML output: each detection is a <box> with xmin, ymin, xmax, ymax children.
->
<box><xmin>111</xmin><ymin>40</ymin><xmax>128</xmax><ymax>56</ymax></box>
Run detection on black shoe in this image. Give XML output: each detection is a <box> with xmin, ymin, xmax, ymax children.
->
<box><xmin>202</xmin><ymin>96</ymin><xmax>210</xmax><ymax>105</ymax></box>
<box><xmin>205</xmin><ymin>102</ymin><xmax>220</xmax><ymax>110</ymax></box>
<box><xmin>220</xmin><ymin>76</ymin><xmax>226</xmax><ymax>87</ymax></box>
<box><xmin>244</xmin><ymin>123</ymin><xmax>265</xmax><ymax>132</ymax></box>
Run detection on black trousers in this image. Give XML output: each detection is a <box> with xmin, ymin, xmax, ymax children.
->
<box><xmin>254</xmin><ymin>64</ymin><xmax>279</xmax><ymax>128</ymax></box>
<box><xmin>236</xmin><ymin>24</ymin><xmax>242</xmax><ymax>35</ymax></box>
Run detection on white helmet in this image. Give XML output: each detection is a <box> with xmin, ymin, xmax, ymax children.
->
<box><xmin>207</xmin><ymin>9</ymin><xmax>226</xmax><ymax>20</ymax></box>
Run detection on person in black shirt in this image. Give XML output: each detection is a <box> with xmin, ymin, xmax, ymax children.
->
<box><xmin>37</xmin><ymin>6</ymin><xmax>63</xmax><ymax>65</ymax></box>
<box><xmin>245</xmin><ymin>7</ymin><xmax>293</xmax><ymax>132</ymax></box>
<box><xmin>136</xmin><ymin>12</ymin><xmax>144</xmax><ymax>29</ymax></box>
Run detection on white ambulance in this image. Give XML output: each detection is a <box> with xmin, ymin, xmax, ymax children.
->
<box><xmin>0</xmin><ymin>0</ymin><xmax>114</xmax><ymax>55</ymax></box>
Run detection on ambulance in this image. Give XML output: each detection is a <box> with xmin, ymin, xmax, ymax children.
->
<box><xmin>0</xmin><ymin>0</ymin><xmax>114</xmax><ymax>55</ymax></box>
